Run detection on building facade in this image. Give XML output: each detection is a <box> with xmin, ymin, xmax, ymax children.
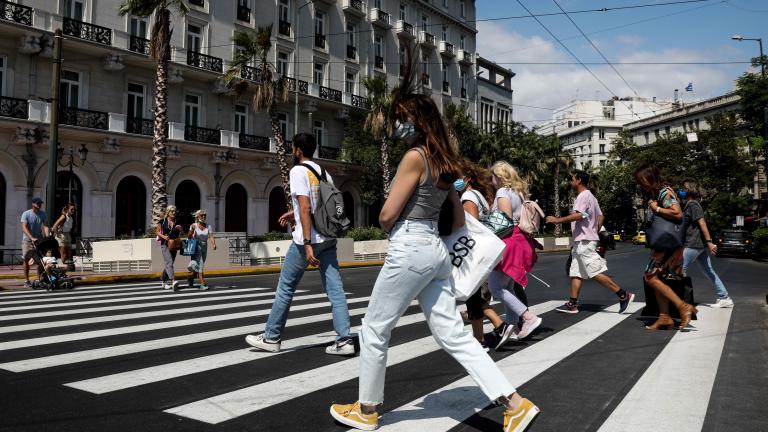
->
<box><xmin>0</xmin><ymin>0</ymin><xmax>478</xmax><ymax>252</ymax></box>
<box><xmin>475</xmin><ymin>55</ymin><xmax>513</xmax><ymax>133</ymax></box>
<box><xmin>537</xmin><ymin>97</ymin><xmax>673</xmax><ymax>169</ymax></box>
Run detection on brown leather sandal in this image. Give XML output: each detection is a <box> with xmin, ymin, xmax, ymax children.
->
<box><xmin>645</xmin><ymin>313</ymin><xmax>674</xmax><ymax>330</ymax></box>
<box><xmin>678</xmin><ymin>303</ymin><xmax>699</xmax><ymax>330</ymax></box>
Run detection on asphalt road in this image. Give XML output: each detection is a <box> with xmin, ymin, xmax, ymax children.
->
<box><xmin>0</xmin><ymin>243</ymin><xmax>766</xmax><ymax>432</ymax></box>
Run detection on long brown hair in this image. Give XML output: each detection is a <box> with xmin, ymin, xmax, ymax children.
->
<box><xmin>461</xmin><ymin>160</ymin><xmax>493</xmax><ymax>203</ymax></box>
<box><xmin>633</xmin><ymin>164</ymin><xmax>665</xmax><ymax>193</ymax></box>
<box><xmin>389</xmin><ymin>42</ymin><xmax>461</xmax><ymax>182</ymax></box>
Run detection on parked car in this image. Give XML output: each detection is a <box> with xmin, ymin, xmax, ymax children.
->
<box><xmin>632</xmin><ymin>231</ymin><xmax>646</xmax><ymax>245</ymax></box>
<box><xmin>716</xmin><ymin>230</ymin><xmax>752</xmax><ymax>257</ymax></box>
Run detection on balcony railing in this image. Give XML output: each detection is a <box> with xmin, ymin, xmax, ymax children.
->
<box><xmin>60</xmin><ymin>107</ymin><xmax>109</xmax><ymax>130</ymax></box>
<box><xmin>241</xmin><ymin>65</ymin><xmax>264</xmax><ymax>82</ymax></box>
<box><xmin>419</xmin><ymin>31</ymin><xmax>435</xmax><ymax>47</ymax></box>
<box><xmin>284</xmin><ymin>77</ymin><xmax>309</xmax><ymax>94</ymax></box>
<box><xmin>237</xmin><ymin>5</ymin><xmax>251</xmax><ymax>21</ymax></box>
<box><xmin>187</xmin><ymin>51</ymin><xmax>223</xmax><ymax>73</ymax></box>
<box><xmin>320</xmin><ymin>86</ymin><xmax>342</xmax><ymax>103</ymax></box>
<box><xmin>0</xmin><ymin>0</ymin><xmax>33</xmax><ymax>26</ymax></box>
<box><xmin>185</xmin><ymin>125</ymin><xmax>221</xmax><ymax>145</ymax></box>
<box><xmin>0</xmin><ymin>96</ymin><xmax>28</xmax><ymax>119</ymax></box>
<box><xmin>279</xmin><ymin>20</ymin><xmax>291</xmax><ymax>36</ymax></box>
<box><xmin>239</xmin><ymin>133</ymin><xmax>270</xmax><ymax>151</ymax></box>
<box><xmin>343</xmin><ymin>0</ymin><xmax>365</xmax><ymax>15</ymax></box>
<box><xmin>315</xmin><ymin>34</ymin><xmax>326</xmax><ymax>49</ymax></box>
<box><xmin>63</xmin><ymin>17</ymin><xmax>112</xmax><ymax>46</ymax></box>
<box><xmin>346</xmin><ymin>45</ymin><xmax>357</xmax><ymax>59</ymax></box>
<box><xmin>374</xmin><ymin>55</ymin><xmax>384</xmax><ymax>69</ymax></box>
<box><xmin>126</xmin><ymin>117</ymin><xmax>153</xmax><ymax>136</ymax></box>
<box><xmin>129</xmin><ymin>35</ymin><xmax>150</xmax><ymax>55</ymax></box>
<box><xmin>461</xmin><ymin>87</ymin><xmax>467</xmax><ymax>99</ymax></box>
<box><xmin>442</xmin><ymin>81</ymin><xmax>450</xmax><ymax>93</ymax></box>
<box><xmin>396</xmin><ymin>21</ymin><xmax>414</xmax><ymax>38</ymax></box>
<box><xmin>371</xmin><ymin>9</ymin><xmax>390</xmax><ymax>27</ymax></box>
<box><xmin>439</xmin><ymin>41</ymin><xmax>455</xmax><ymax>56</ymax></box>
<box><xmin>351</xmin><ymin>94</ymin><xmax>365</xmax><ymax>108</ymax></box>
<box><xmin>319</xmin><ymin>146</ymin><xmax>341</xmax><ymax>160</ymax></box>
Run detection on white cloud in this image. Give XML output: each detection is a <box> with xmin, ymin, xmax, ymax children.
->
<box><xmin>476</xmin><ymin>21</ymin><xmax>742</xmax><ymax>126</ymax></box>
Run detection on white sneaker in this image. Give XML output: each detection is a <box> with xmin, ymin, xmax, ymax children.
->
<box><xmin>517</xmin><ymin>316</ymin><xmax>542</xmax><ymax>340</ymax></box>
<box><xmin>711</xmin><ymin>297</ymin><xmax>734</xmax><ymax>308</ymax></box>
<box><xmin>326</xmin><ymin>338</ymin><xmax>355</xmax><ymax>356</ymax></box>
<box><xmin>245</xmin><ymin>334</ymin><xmax>281</xmax><ymax>352</ymax></box>
<box><xmin>171</xmin><ymin>280</ymin><xmax>180</xmax><ymax>291</ymax></box>
<box><xmin>162</xmin><ymin>282</ymin><xmax>171</xmax><ymax>290</ymax></box>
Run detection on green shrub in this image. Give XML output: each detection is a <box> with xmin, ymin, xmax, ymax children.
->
<box><xmin>752</xmin><ymin>228</ymin><xmax>768</xmax><ymax>255</ymax></box>
<box><xmin>249</xmin><ymin>231</ymin><xmax>292</xmax><ymax>243</ymax></box>
<box><xmin>346</xmin><ymin>226</ymin><xmax>388</xmax><ymax>242</ymax></box>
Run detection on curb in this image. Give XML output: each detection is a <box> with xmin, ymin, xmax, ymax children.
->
<box><xmin>0</xmin><ymin>261</ymin><xmax>385</xmax><ymax>290</ymax></box>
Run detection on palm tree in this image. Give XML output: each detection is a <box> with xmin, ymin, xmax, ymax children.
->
<box><xmin>541</xmin><ymin>136</ymin><xmax>572</xmax><ymax>236</ymax></box>
<box><xmin>224</xmin><ymin>27</ymin><xmax>291</xmax><ymax>207</ymax></box>
<box><xmin>362</xmin><ymin>76</ymin><xmax>392</xmax><ymax>198</ymax></box>
<box><xmin>119</xmin><ymin>0</ymin><xmax>188</xmax><ymax>226</ymax></box>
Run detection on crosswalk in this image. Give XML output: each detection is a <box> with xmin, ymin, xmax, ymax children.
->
<box><xmin>0</xmin><ymin>280</ymin><xmax>737</xmax><ymax>432</ymax></box>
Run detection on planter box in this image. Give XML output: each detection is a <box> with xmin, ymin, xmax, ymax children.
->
<box><xmin>250</xmin><ymin>238</ymin><xmax>355</xmax><ymax>265</ymax></box>
<box><xmin>353</xmin><ymin>239</ymin><xmax>389</xmax><ymax>261</ymax></box>
<box><xmin>92</xmin><ymin>238</ymin><xmax>229</xmax><ymax>273</ymax></box>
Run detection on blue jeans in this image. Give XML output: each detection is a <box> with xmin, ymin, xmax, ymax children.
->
<box><xmin>682</xmin><ymin>247</ymin><xmax>729</xmax><ymax>299</ymax></box>
<box><xmin>358</xmin><ymin>220</ymin><xmax>516</xmax><ymax>405</ymax></box>
<box><xmin>264</xmin><ymin>240</ymin><xmax>350</xmax><ymax>341</ymax></box>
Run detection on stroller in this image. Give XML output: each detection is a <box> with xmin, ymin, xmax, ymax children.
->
<box><xmin>30</xmin><ymin>237</ymin><xmax>75</xmax><ymax>291</ymax></box>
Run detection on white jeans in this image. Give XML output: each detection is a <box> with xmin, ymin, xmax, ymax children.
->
<box><xmin>358</xmin><ymin>220</ymin><xmax>516</xmax><ymax>405</ymax></box>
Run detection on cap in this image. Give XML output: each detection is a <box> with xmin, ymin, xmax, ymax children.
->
<box><xmin>32</xmin><ymin>197</ymin><xmax>43</xmax><ymax>204</ymax></box>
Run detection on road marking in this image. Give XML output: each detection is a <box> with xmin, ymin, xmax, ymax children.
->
<box><xmin>0</xmin><ymin>290</ymin><xmax>305</xmax><ymax>333</ymax></box>
<box><xmin>0</xmin><ymin>286</ymin><xmax>274</xmax><ymax>312</ymax></box>
<box><xmin>0</xmin><ymin>282</ymin><xmax>162</xmax><ymax>299</ymax></box>
<box><xmin>0</xmin><ymin>295</ymin><xmax>370</xmax><ymax>351</ymax></box>
<box><xmin>597</xmin><ymin>306</ymin><xmax>732</xmax><ymax>432</ymax></box>
<box><xmin>0</xmin><ymin>299</ymin><xmax>374</xmax><ymax>373</ymax></box>
<box><xmin>164</xmin><ymin>301</ymin><xmax>561</xmax><ymax>424</ymax></box>
<box><xmin>372</xmin><ymin>302</ymin><xmax>645</xmax><ymax>431</ymax></box>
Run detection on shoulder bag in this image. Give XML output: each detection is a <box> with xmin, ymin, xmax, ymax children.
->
<box><xmin>645</xmin><ymin>188</ymin><xmax>685</xmax><ymax>251</ymax></box>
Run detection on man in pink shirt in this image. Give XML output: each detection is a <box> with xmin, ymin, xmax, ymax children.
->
<box><xmin>545</xmin><ymin>170</ymin><xmax>634</xmax><ymax>314</ymax></box>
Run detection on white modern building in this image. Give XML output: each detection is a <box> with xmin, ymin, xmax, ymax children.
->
<box><xmin>537</xmin><ymin>97</ymin><xmax>674</xmax><ymax>169</ymax></box>
<box><xmin>0</xmin><ymin>0</ymin><xmax>479</xmax><ymax>255</ymax></box>
<box><xmin>475</xmin><ymin>55</ymin><xmax>514</xmax><ymax>133</ymax></box>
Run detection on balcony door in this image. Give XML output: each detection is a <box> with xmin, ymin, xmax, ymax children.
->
<box><xmin>187</xmin><ymin>24</ymin><xmax>202</xmax><ymax>53</ymax></box>
<box><xmin>127</xmin><ymin>83</ymin><xmax>145</xmax><ymax>119</ymax></box>
<box><xmin>130</xmin><ymin>16</ymin><xmax>148</xmax><ymax>38</ymax></box>
<box><xmin>185</xmin><ymin>94</ymin><xmax>200</xmax><ymax>127</ymax></box>
<box><xmin>64</xmin><ymin>0</ymin><xmax>85</xmax><ymax>20</ymax></box>
<box><xmin>60</xmin><ymin>70</ymin><xmax>81</xmax><ymax>109</ymax></box>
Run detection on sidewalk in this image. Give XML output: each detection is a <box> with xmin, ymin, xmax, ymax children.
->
<box><xmin>0</xmin><ymin>261</ymin><xmax>385</xmax><ymax>291</ymax></box>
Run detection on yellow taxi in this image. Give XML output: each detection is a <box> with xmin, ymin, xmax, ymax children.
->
<box><xmin>632</xmin><ymin>231</ymin><xmax>646</xmax><ymax>245</ymax></box>
<box><xmin>613</xmin><ymin>233</ymin><xmax>623</xmax><ymax>242</ymax></box>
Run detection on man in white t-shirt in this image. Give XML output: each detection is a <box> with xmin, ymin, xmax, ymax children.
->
<box><xmin>245</xmin><ymin>133</ymin><xmax>353</xmax><ymax>356</ymax></box>
<box><xmin>545</xmin><ymin>170</ymin><xmax>634</xmax><ymax>314</ymax></box>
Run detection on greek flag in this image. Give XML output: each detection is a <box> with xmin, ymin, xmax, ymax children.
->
<box><xmin>685</xmin><ymin>83</ymin><xmax>693</xmax><ymax>91</ymax></box>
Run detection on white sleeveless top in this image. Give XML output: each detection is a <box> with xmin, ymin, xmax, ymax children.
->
<box><xmin>61</xmin><ymin>215</ymin><xmax>74</xmax><ymax>233</ymax></box>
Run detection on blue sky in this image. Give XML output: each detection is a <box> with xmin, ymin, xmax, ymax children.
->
<box><xmin>474</xmin><ymin>0</ymin><xmax>767</xmax><ymax>124</ymax></box>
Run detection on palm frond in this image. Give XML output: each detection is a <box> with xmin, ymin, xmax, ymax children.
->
<box><xmin>118</xmin><ymin>0</ymin><xmax>158</xmax><ymax>16</ymax></box>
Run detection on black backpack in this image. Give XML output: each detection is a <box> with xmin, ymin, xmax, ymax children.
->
<box><xmin>300</xmin><ymin>163</ymin><xmax>351</xmax><ymax>238</ymax></box>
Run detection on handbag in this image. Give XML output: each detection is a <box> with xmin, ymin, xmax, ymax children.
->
<box><xmin>168</xmin><ymin>237</ymin><xmax>182</xmax><ymax>252</ymax></box>
<box><xmin>481</xmin><ymin>210</ymin><xmax>515</xmax><ymax>238</ymax></box>
<box><xmin>180</xmin><ymin>239</ymin><xmax>199</xmax><ymax>256</ymax></box>
<box><xmin>442</xmin><ymin>212</ymin><xmax>506</xmax><ymax>301</ymax></box>
<box><xmin>645</xmin><ymin>208</ymin><xmax>685</xmax><ymax>251</ymax></box>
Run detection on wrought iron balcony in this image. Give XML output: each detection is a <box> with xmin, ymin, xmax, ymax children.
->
<box><xmin>239</xmin><ymin>133</ymin><xmax>270</xmax><ymax>151</ymax></box>
<box><xmin>0</xmin><ymin>0</ymin><xmax>33</xmax><ymax>26</ymax></box>
<box><xmin>461</xmin><ymin>87</ymin><xmax>467</xmax><ymax>99</ymax></box>
<box><xmin>370</xmin><ymin>8</ymin><xmax>390</xmax><ymax>28</ymax></box>
<box><xmin>189</xmin><ymin>0</ymin><xmax>204</xmax><ymax>6</ymax></box>
<box><xmin>350</xmin><ymin>94</ymin><xmax>365</xmax><ymax>108</ymax></box>
<box><xmin>374</xmin><ymin>55</ymin><xmax>384</xmax><ymax>69</ymax></box>
<box><xmin>418</xmin><ymin>31</ymin><xmax>435</xmax><ymax>48</ymax></box>
<box><xmin>315</xmin><ymin>34</ymin><xmax>326</xmax><ymax>49</ymax></box>
<box><xmin>60</xmin><ymin>107</ymin><xmax>108</xmax><ymax>130</ymax></box>
<box><xmin>237</xmin><ymin>5</ymin><xmax>251</xmax><ymax>21</ymax></box>
<box><xmin>395</xmin><ymin>21</ymin><xmax>415</xmax><ymax>39</ymax></box>
<box><xmin>439</xmin><ymin>41</ymin><xmax>455</xmax><ymax>57</ymax></box>
<box><xmin>442</xmin><ymin>81</ymin><xmax>450</xmax><ymax>93</ymax></box>
<box><xmin>126</xmin><ymin>117</ymin><xmax>153</xmax><ymax>136</ymax></box>
<box><xmin>279</xmin><ymin>20</ymin><xmax>291</xmax><ymax>37</ymax></box>
<box><xmin>187</xmin><ymin>51</ymin><xmax>223</xmax><ymax>73</ymax></box>
<box><xmin>284</xmin><ymin>77</ymin><xmax>309</xmax><ymax>94</ymax></box>
<box><xmin>241</xmin><ymin>65</ymin><xmax>264</xmax><ymax>82</ymax></box>
<box><xmin>63</xmin><ymin>17</ymin><xmax>112</xmax><ymax>46</ymax></box>
<box><xmin>320</xmin><ymin>86</ymin><xmax>342</xmax><ymax>103</ymax></box>
<box><xmin>0</xmin><ymin>96</ymin><xmax>28</xmax><ymax>119</ymax></box>
<box><xmin>319</xmin><ymin>146</ymin><xmax>341</xmax><ymax>160</ymax></box>
<box><xmin>185</xmin><ymin>125</ymin><xmax>221</xmax><ymax>145</ymax></box>
<box><xmin>458</xmin><ymin>49</ymin><xmax>473</xmax><ymax>64</ymax></box>
<box><xmin>129</xmin><ymin>35</ymin><xmax>150</xmax><ymax>55</ymax></box>
<box><xmin>342</xmin><ymin>0</ymin><xmax>365</xmax><ymax>16</ymax></box>
<box><xmin>346</xmin><ymin>45</ymin><xmax>357</xmax><ymax>59</ymax></box>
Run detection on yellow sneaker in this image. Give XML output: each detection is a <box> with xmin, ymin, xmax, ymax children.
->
<box><xmin>330</xmin><ymin>401</ymin><xmax>379</xmax><ymax>431</ymax></box>
<box><xmin>503</xmin><ymin>398</ymin><xmax>540</xmax><ymax>432</ymax></box>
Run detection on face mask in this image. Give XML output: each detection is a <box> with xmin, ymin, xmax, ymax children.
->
<box><xmin>453</xmin><ymin>178</ymin><xmax>466</xmax><ymax>192</ymax></box>
<box><xmin>394</xmin><ymin>120</ymin><xmax>418</xmax><ymax>140</ymax></box>
<box><xmin>678</xmin><ymin>190</ymin><xmax>687</xmax><ymax>200</ymax></box>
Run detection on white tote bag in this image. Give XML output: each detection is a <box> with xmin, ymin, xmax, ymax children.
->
<box><xmin>442</xmin><ymin>212</ymin><xmax>506</xmax><ymax>301</ymax></box>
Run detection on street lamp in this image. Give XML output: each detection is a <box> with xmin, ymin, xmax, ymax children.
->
<box><xmin>56</xmin><ymin>143</ymin><xmax>88</xmax><ymax>204</ymax></box>
<box><xmin>293</xmin><ymin>0</ymin><xmax>313</xmax><ymax>136</ymax></box>
<box><xmin>731</xmin><ymin>34</ymin><xmax>765</xmax><ymax>78</ymax></box>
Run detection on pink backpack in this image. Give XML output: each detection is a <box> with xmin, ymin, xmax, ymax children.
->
<box><xmin>516</xmin><ymin>193</ymin><xmax>545</xmax><ymax>237</ymax></box>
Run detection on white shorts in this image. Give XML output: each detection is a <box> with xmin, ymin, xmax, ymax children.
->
<box><xmin>569</xmin><ymin>240</ymin><xmax>607</xmax><ymax>279</ymax></box>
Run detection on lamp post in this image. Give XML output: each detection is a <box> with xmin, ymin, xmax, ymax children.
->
<box><xmin>474</xmin><ymin>70</ymin><xmax>483</xmax><ymax>128</ymax></box>
<box><xmin>293</xmin><ymin>0</ymin><xmax>313</xmax><ymax>136</ymax></box>
<box><xmin>56</xmin><ymin>143</ymin><xmax>88</xmax><ymax>204</ymax></box>
<box><xmin>732</xmin><ymin>35</ymin><xmax>765</xmax><ymax>78</ymax></box>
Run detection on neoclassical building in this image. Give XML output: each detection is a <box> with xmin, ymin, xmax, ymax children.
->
<box><xmin>0</xmin><ymin>0</ymin><xmax>480</xmax><ymax>253</ymax></box>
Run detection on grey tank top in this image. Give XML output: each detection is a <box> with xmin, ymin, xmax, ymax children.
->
<box><xmin>397</xmin><ymin>147</ymin><xmax>450</xmax><ymax>222</ymax></box>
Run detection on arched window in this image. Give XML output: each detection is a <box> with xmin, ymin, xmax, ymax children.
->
<box><xmin>225</xmin><ymin>183</ymin><xmax>248</xmax><ymax>233</ymax></box>
<box><xmin>115</xmin><ymin>176</ymin><xmax>147</xmax><ymax>237</ymax></box>
<box><xmin>175</xmin><ymin>180</ymin><xmax>201</xmax><ymax>229</ymax></box>
<box><xmin>268</xmin><ymin>186</ymin><xmax>288</xmax><ymax>233</ymax></box>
